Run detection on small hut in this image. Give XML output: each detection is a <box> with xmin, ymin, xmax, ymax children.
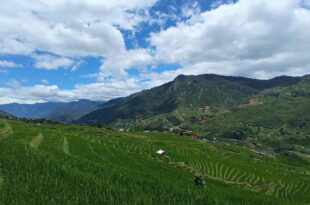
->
<box><xmin>156</xmin><ymin>149</ymin><xmax>166</xmax><ymax>155</ymax></box>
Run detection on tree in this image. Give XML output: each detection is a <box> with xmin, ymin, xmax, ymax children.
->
<box><xmin>194</xmin><ymin>173</ymin><xmax>206</xmax><ymax>187</ymax></box>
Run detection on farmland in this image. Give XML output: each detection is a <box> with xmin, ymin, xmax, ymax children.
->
<box><xmin>0</xmin><ymin>118</ymin><xmax>309</xmax><ymax>204</ymax></box>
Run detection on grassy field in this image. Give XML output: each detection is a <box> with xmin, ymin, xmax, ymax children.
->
<box><xmin>0</xmin><ymin>118</ymin><xmax>309</xmax><ymax>204</ymax></box>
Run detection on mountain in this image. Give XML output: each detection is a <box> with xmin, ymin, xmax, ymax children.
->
<box><xmin>46</xmin><ymin>99</ymin><xmax>103</xmax><ymax>123</ymax></box>
<box><xmin>77</xmin><ymin>74</ymin><xmax>303</xmax><ymax>129</ymax></box>
<box><xmin>0</xmin><ymin>109</ymin><xmax>14</xmax><ymax>118</ymax></box>
<box><xmin>184</xmin><ymin>75</ymin><xmax>310</xmax><ymax>151</ymax></box>
<box><xmin>0</xmin><ymin>99</ymin><xmax>102</xmax><ymax>123</ymax></box>
<box><xmin>0</xmin><ymin>102</ymin><xmax>64</xmax><ymax>119</ymax></box>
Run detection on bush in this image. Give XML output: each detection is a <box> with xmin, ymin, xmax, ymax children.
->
<box><xmin>194</xmin><ymin>173</ymin><xmax>205</xmax><ymax>188</ymax></box>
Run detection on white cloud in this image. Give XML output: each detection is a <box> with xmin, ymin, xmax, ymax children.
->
<box><xmin>98</xmin><ymin>49</ymin><xmax>153</xmax><ymax>79</ymax></box>
<box><xmin>0</xmin><ymin>0</ymin><xmax>157</xmax><ymax>62</ymax></box>
<box><xmin>150</xmin><ymin>0</ymin><xmax>310</xmax><ymax>79</ymax></box>
<box><xmin>0</xmin><ymin>78</ymin><xmax>143</xmax><ymax>104</ymax></box>
<box><xmin>32</xmin><ymin>54</ymin><xmax>75</xmax><ymax>70</ymax></box>
<box><xmin>0</xmin><ymin>60</ymin><xmax>22</xmax><ymax>68</ymax></box>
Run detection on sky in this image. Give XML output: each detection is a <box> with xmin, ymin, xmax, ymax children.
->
<box><xmin>0</xmin><ymin>0</ymin><xmax>310</xmax><ymax>104</ymax></box>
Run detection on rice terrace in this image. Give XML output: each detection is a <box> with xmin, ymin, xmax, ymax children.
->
<box><xmin>0</xmin><ymin>118</ymin><xmax>309</xmax><ymax>204</ymax></box>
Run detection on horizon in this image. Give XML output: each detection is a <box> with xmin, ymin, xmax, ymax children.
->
<box><xmin>1</xmin><ymin>0</ymin><xmax>310</xmax><ymax>104</ymax></box>
<box><xmin>0</xmin><ymin>72</ymin><xmax>307</xmax><ymax>105</ymax></box>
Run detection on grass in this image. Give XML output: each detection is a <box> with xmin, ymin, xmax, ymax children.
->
<box><xmin>0</xmin><ymin>118</ymin><xmax>309</xmax><ymax>204</ymax></box>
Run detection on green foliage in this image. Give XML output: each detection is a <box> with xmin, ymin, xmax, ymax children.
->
<box><xmin>0</xmin><ymin>118</ymin><xmax>309</xmax><ymax>204</ymax></box>
<box><xmin>79</xmin><ymin>74</ymin><xmax>302</xmax><ymax>128</ymax></box>
<box><xmin>194</xmin><ymin>173</ymin><xmax>206</xmax><ymax>187</ymax></box>
<box><xmin>183</xmin><ymin>76</ymin><xmax>310</xmax><ymax>152</ymax></box>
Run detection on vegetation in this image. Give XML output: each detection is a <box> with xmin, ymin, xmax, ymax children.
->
<box><xmin>75</xmin><ymin>74</ymin><xmax>309</xmax><ymax>153</ymax></box>
<box><xmin>0</xmin><ymin>118</ymin><xmax>309</xmax><ymax>204</ymax></box>
<box><xmin>77</xmin><ymin>74</ymin><xmax>304</xmax><ymax>131</ymax></box>
<box><xmin>185</xmin><ymin>76</ymin><xmax>310</xmax><ymax>154</ymax></box>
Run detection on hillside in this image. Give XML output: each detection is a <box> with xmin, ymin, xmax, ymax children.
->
<box><xmin>0</xmin><ymin>118</ymin><xmax>309</xmax><ymax>204</ymax></box>
<box><xmin>0</xmin><ymin>102</ymin><xmax>64</xmax><ymax>119</ymax></box>
<box><xmin>0</xmin><ymin>100</ymin><xmax>102</xmax><ymax>123</ymax></box>
<box><xmin>78</xmin><ymin>74</ymin><xmax>302</xmax><ymax>129</ymax></box>
<box><xmin>0</xmin><ymin>110</ymin><xmax>14</xmax><ymax>118</ymax></box>
<box><xmin>183</xmin><ymin>75</ymin><xmax>310</xmax><ymax>153</ymax></box>
<box><xmin>46</xmin><ymin>99</ymin><xmax>103</xmax><ymax>123</ymax></box>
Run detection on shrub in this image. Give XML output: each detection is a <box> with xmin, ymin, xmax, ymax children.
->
<box><xmin>194</xmin><ymin>173</ymin><xmax>205</xmax><ymax>188</ymax></box>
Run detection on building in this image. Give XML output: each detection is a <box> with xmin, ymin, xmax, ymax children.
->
<box><xmin>156</xmin><ymin>149</ymin><xmax>166</xmax><ymax>155</ymax></box>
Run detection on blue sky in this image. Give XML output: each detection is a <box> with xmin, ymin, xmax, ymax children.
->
<box><xmin>0</xmin><ymin>0</ymin><xmax>309</xmax><ymax>104</ymax></box>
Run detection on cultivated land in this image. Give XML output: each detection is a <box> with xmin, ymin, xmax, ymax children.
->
<box><xmin>0</xmin><ymin>118</ymin><xmax>309</xmax><ymax>204</ymax></box>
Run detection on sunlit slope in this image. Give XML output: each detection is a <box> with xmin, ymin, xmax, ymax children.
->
<box><xmin>0</xmin><ymin>119</ymin><xmax>309</xmax><ymax>204</ymax></box>
<box><xmin>188</xmin><ymin>75</ymin><xmax>310</xmax><ymax>152</ymax></box>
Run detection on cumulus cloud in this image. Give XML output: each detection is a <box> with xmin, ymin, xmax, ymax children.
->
<box><xmin>150</xmin><ymin>0</ymin><xmax>310</xmax><ymax>79</ymax></box>
<box><xmin>32</xmin><ymin>54</ymin><xmax>75</xmax><ymax>70</ymax></box>
<box><xmin>0</xmin><ymin>0</ymin><xmax>157</xmax><ymax>71</ymax></box>
<box><xmin>0</xmin><ymin>78</ymin><xmax>143</xmax><ymax>104</ymax></box>
<box><xmin>98</xmin><ymin>49</ymin><xmax>153</xmax><ymax>79</ymax></box>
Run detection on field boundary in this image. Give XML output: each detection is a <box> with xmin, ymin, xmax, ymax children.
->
<box><xmin>0</xmin><ymin>120</ymin><xmax>13</xmax><ymax>141</ymax></box>
<box><xmin>30</xmin><ymin>133</ymin><xmax>44</xmax><ymax>150</ymax></box>
<box><xmin>63</xmin><ymin>137</ymin><xmax>70</xmax><ymax>155</ymax></box>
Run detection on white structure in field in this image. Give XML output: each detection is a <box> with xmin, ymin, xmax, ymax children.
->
<box><xmin>156</xmin><ymin>149</ymin><xmax>166</xmax><ymax>155</ymax></box>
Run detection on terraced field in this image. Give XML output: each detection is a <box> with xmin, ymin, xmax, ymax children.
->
<box><xmin>0</xmin><ymin>118</ymin><xmax>309</xmax><ymax>204</ymax></box>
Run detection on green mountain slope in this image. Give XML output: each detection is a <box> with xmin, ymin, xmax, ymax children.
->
<box><xmin>0</xmin><ymin>118</ymin><xmax>309</xmax><ymax>204</ymax></box>
<box><xmin>78</xmin><ymin>74</ymin><xmax>302</xmax><ymax>129</ymax></box>
<box><xmin>184</xmin><ymin>75</ymin><xmax>310</xmax><ymax>153</ymax></box>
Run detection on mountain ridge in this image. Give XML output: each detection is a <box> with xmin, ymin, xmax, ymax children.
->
<box><xmin>0</xmin><ymin>99</ymin><xmax>103</xmax><ymax>123</ymax></box>
<box><xmin>77</xmin><ymin>74</ymin><xmax>305</xmax><ymax>128</ymax></box>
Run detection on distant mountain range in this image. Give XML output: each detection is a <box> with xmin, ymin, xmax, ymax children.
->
<box><xmin>0</xmin><ymin>99</ymin><xmax>103</xmax><ymax>123</ymax></box>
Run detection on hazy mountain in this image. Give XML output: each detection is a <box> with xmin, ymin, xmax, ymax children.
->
<box><xmin>47</xmin><ymin>99</ymin><xmax>103</xmax><ymax>123</ymax></box>
<box><xmin>0</xmin><ymin>99</ymin><xmax>102</xmax><ymax>123</ymax></box>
